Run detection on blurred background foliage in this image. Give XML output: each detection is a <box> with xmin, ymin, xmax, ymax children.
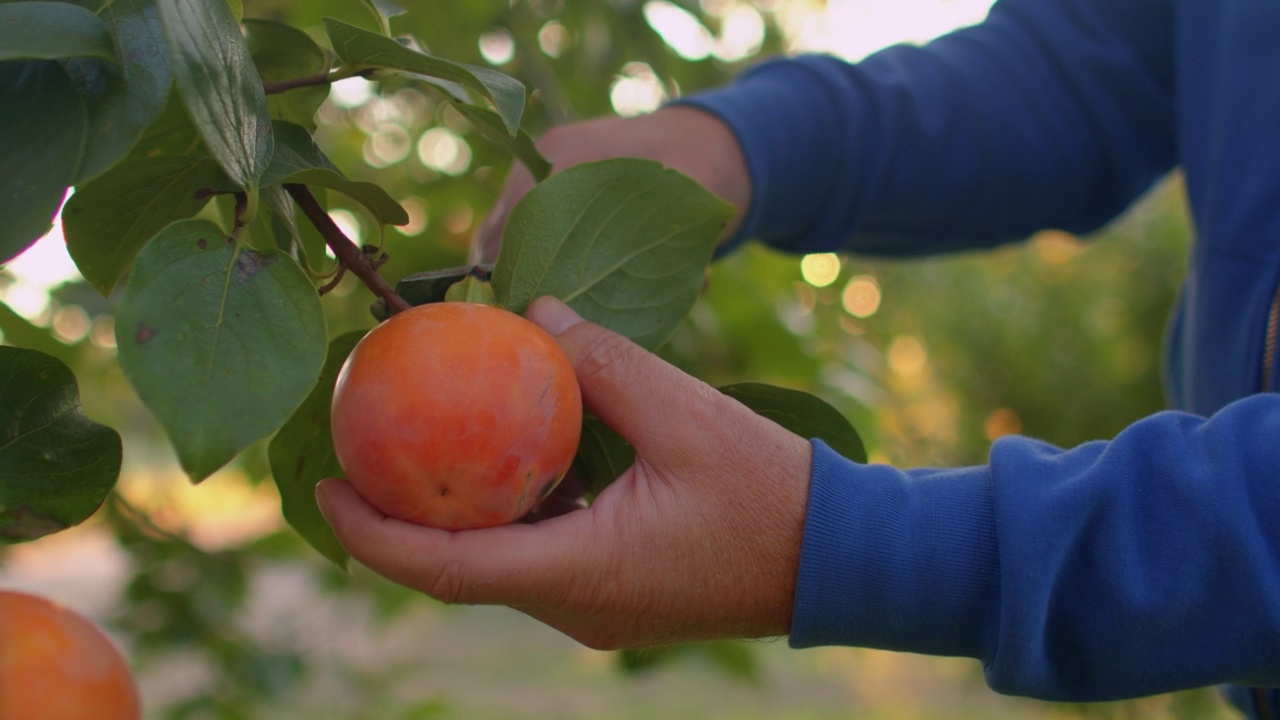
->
<box><xmin>0</xmin><ymin>0</ymin><xmax>1229</xmax><ymax>717</ymax></box>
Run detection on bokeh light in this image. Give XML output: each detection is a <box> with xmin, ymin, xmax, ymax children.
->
<box><xmin>841</xmin><ymin>274</ymin><xmax>881</xmax><ymax>317</ymax></box>
<box><xmin>801</xmin><ymin>252</ymin><xmax>842</xmax><ymax>287</ymax></box>
<box><xmin>610</xmin><ymin>62</ymin><xmax>666</xmax><ymax>117</ymax></box>
<box><xmin>416</xmin><ymin>127</ymin><xmax>472</xmax><ymax>176</ymax></box>
<box><xmin>479</xmin><ymin>28</ymin><xmax>516</xmax><ymax>65</ymax></box>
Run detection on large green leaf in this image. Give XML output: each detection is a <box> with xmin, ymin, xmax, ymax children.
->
<box><xmin>62</xmin><ymin>155</ymin><xmax>221</xmax><ymax>295</ymax></box>
<box><xmin>244</xmin><ymin>19</ymin><xmax>329</xmax><ymax>132</ymax></box>
<box><xmin>719</xmin><ymin>383</ymin><xmax>867</xmax><ymax>463</ymax></box>
<box><xmin>491</xmin><ymin>158</ymin><xmax>732</xmax><ymax>350</ymax></box>
<box><xmin>0</xmin><ymin>346</ymin><xmax>122</xmax><ymax>543</ymax></box>
<box><xmin>0</xmin><ymin>60</ymin><xmax>86</xmax><ymax>264</ymax></box>
<box><xmin>155</xmin><ymin>0</ymin><xmax>272</xmax><ymax>191</ymax></box>
<box><xmin>267</xmin><ymin>331</ymin><xmax>364</xmax><ymax>569</ymax></box>
<box><xmin>323</xmin><ymin>18</ymin><xmax>525</xmax><ymax>137</ymax></box>
<box><xmin>0</xmin><ymin>1</ymin><xmax>115</xmax><ymax>61</ymax></box>
<box><xmin>115</xmin><ymin>219</ymin><xmax>327</xmax><ymax>481</ymax></box>
<box><xmin>62</xmin><ymin>0</ymin><xmax>172</xmax><ymax>182</ymax></box>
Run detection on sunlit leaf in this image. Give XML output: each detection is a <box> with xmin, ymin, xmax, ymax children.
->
<box><xmin>719</xmin><ymin>382</ymin><xmax>867</xmax><ymax>463</ymax></box>
<box><xmin>324</xmin><ymin>18</ymin><xmax>525</xmax><ymax>136</ymax></box>
<box><xmin>156</xmin><ymin>0</ymin><xmax>272</xmax><ymax>190</ymax></box>
<box><xmin>492</xmin><ymin>158</ymin><xmax>731</xmax><ymax>350</ymax></box>
<box><xmin>62</xmin><ymin>156</ymin><xmax>221</xmax><ymax>295</ymax></box>
<box><xmin>115</xmin><ymin>219</ymin><xmax>327</xmax><ymax>481</ymax></box>
<box><xmin>268</xmin><ymin>331</ymin><xmax>364</xmax><ymax>568</ymax></box>
<box><xmin>0</xmin><ymin>60</ymin><xmax>85</xmax><ymax>264</ymax></box>
<box><xmin>0</xmin><ymin>1</ymin><xmax>115</xmax><ymax>61</ymax></box>
<box><xmin>0</xmin><ymin>346</ymin><xmax>122</xmax><ymax>543</ymax></box>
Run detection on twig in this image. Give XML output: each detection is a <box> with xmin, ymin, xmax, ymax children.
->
<box><xmin>285</xmin><ymin>184</ymin><xmax>411</xmax><ymax>315</ymax></box>
<box><xmin>262</xmin><ymin>68</ymin><xmax>374</xmax><ymax>95</ymax></box>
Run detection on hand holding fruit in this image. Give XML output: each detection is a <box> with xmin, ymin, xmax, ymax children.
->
<box><xmin>317</xmin><ymin>296</ymin><xmax>813</xmax><ymax>649</ymax></box>
<box><xmin>469</xmin><ymin>106</ymin><xmax>753</xmax><ymax>265</ymax></box>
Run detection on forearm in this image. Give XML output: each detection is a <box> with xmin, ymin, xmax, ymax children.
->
<box><xmin>680</xmin><ymin>0</ymin><xmax>1178</xmax><ymax>256</ymax></box>
<box><xmin>792</xmin><ymin>393</ymin><xmax>1280</xmax><ymax>700</ymax></box>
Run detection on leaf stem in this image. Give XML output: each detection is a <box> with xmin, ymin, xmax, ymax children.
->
<box><xmin>262</xmin><ymin>66</ymin><xmax>373</xmax><ymax>95</ymax></box>
<box><xmin>285</xmin><ymin>184</ymin><xmax>410</xmax><ymax>315</ymax></box>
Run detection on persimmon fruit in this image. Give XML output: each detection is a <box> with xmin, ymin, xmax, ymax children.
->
<box><xmin>0</xmin><ymin>590</ymin><xmax>141</xmax><ymax>720</ymax></box>
<box><xmin>331</xmin><ymin>302</ymin><xmax>582</xmax><ymax>530</ymax></box>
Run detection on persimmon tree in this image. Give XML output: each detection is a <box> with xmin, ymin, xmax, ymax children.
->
<box><xmin>0</xmin><ymin>0</ymin><xmax>862</xmax><ymax>563</ymax></box>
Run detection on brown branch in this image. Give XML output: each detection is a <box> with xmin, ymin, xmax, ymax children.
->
<box><xmin>263</xmin><ymin>68</ymin><xmax>374</xmax><ymax>95</ymax></box>
<box><xmin>263</xmin><ymin>70</ymin><xmax>337</xmax><ymax>95</ymax></box>
<box><xmin>285</xmin><ymin>184</ymin><xmax>411</xmax><ymax>315</ymax></box>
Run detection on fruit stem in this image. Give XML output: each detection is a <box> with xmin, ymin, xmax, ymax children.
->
<box><xmin>285</xmin><ymin>184</ymin><xmax>412</xmax><ymax>315</ymax></box>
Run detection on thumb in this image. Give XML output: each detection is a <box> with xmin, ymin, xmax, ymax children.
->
<box><xmin>527</xmin><ymin>296</ymin><xmax>726</xmax><ymax>460</ymax></box>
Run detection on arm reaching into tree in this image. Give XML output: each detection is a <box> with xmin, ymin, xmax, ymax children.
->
<box><xmin>469</xmin><ymin>106</ymin><xmax>751</xmax><ymax>265</ymax></box>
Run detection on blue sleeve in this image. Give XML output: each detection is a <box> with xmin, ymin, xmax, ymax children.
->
<box><xmin>790</xmin><ymin>393</ymin><xmax>1280</xmax><ymax>701</ymax></box>
<box><xmin>678</xmin><ymin>0</ymin><xmax>1177</xmax><ymax>256</ymax></box>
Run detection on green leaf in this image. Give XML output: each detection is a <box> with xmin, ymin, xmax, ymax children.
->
<box><xmin>0</xmin><ymin>60</ymin><xmax>86</xmax><ymax>264</ymax></box>
<box><xmin>571</xmin><ymin>415</ymin><xmax>634</xmax><ymax>497</ymax></box>
<box><xmin>0</xmin><ymin>346</ymin><xmax>122</xmax><ymax>543</ymax></box>
<box><xmin>156</xmin><ymin>0</ymin><xmax>272</xmax><ymax>190</ymax></box>
<box><xmin>491</xmin><ymin>158</ymin><xmax>732</xmax><ymax>350</ymax></box>
<box><xmin>450</xmin><ymin>102</ymin><xmax>551</xmax><ymax>182</ymax></box>
<box><xmin>267</xmin><ymin>331</ymin><xmax>363</xmax><ymax>569</ymax></box>
<box><xmin>115</xmin><ymin>219</ymin><xmax>327</xmax><ymax>481</ymax></box>
<box><xmin>62</xmin><ymin>0</ymin><xmax>173</xmax><ymax>182</ymax></box>
<box><xmin>393</xmin><ymin>264</ymin><xmax>492</xmax><ymax>311</ymax></box>
<box><xmin>324</xmin><ymin>18</ymin><xmax>526</xmax><ymax>136</ymax></box>
<box><xmin>719</xmin><ymin>383</ymin><xmax>867</xmax><ymax>463</ymax></box>
<box><xmin>355</xmin><ymin>0</ymin><xmax>404</xmax><ymax>36</ymax></box>
<box><xmin>62</xmin><ymin>156</ymin><xmax>221</xmax><ymax>295</ymax></box>
<box><xmin>244</xmin><ymin>19</ymin><xmax>330</xmax><ymax>132</ymax></box>
<box><xmin>126</xmin><ymin>86</ymin><xmax>202</xmax><ymax>160</ymax></box>
<box><xmin>0</xmin><ymin>2</ymin><xmax>115</xmax><ymax>61</ymax></box>
<box><xmin>250</xmin><ymin>121</ymin><xmax>407</xmax><ymax>226</ymax></box>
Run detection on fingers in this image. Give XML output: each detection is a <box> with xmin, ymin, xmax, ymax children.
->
<box><xmin>316</xmin><ymin>478</ymin><xmax>585</xmax><ymax>608</ymax></box>
<box><xmin>526</xmin><ymin>296</ymin><xmax>727</xmax><ymax>461</ymax></box>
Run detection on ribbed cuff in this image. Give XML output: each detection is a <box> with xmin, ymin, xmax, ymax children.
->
<box><xmin>789</xmin><ymin>440</ymin><xmax>1001</xmax><ymax>660</ymax></box>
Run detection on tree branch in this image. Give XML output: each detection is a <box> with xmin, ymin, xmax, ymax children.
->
<box><xmin>263</xmin><ymin>70</ymin><xmax>335</xmax><ymax>95</ymax></box>
<box><xmin>285</xmin><ymin>184</ymin><xmax>411</xmax><ymax>315</ymax></box>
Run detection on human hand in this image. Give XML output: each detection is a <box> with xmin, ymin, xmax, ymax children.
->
<box><xmin>469</xmin><ymin>105</ymin><xmax>752</xmax><ymax>265</ymax></box>
<box><xmin>316</xmin><ymin>296</ymin><xmax>811</xmax><ymax>649</ymax></box>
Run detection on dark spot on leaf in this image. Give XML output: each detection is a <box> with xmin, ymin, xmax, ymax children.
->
<box><xmin>439</xmin><ymin>485</ymin><xmax>449</xmax><ymax>497</ymax></box>
<box><xmin>196</xmin><ymin>238</ymin><xmax>207</xmax><ymax>249</ymax></box>
<box><xmin>233</xmin><ymin>250</ymin><xmax>276</xmax><ymax>285</ymax></box>
<box><xmin>0</xmin><ymin>506</ymin><xmax>69</xmax><ymax>542</ymax></box>
<box><xmin>136</xmin><ymin>323</ymin><xmax>157</xmax><ymax>345</ymax></box>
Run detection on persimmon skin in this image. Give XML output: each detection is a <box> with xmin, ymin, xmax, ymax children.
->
<box><xmin>0</xmin><ymin>590</ymin><xmax>141</xmax><ymax>720</ymax></box>
<box><xmin>331</xmin><ymin>302</ymin><xmax>583</xmax><ymax>530</ymax></box>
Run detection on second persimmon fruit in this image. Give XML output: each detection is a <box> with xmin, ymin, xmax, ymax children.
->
<box><xmin>331</xmin><ymin>302</ymin><xmax>582</xmax><ymax>530</ymax></box>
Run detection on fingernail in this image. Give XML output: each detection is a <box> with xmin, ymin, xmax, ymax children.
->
<box><xmin>528</xmin><ymin>296</ymin><xmax>584</xmax><ymax>336</ymax></box>
<box><xmin>315</xmin><ymin>479</ymin><xmax>336</xmax><ymax>523</ymax></box>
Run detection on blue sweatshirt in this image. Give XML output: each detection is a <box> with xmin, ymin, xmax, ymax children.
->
<box><xmin>682</xmin><ymin>0</ymin><xmax>1280</xmax><ymax>714</ymax></box>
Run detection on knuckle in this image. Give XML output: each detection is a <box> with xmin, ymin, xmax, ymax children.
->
<box><xmin>571</xmin><ymin>330</ymin><xmax>635</xmax><ymax>388</ymax></box>
<box><xmin>424</xmin><ymin>560</ymin><xmax>471</xmax><ymax>605</ymax></box>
